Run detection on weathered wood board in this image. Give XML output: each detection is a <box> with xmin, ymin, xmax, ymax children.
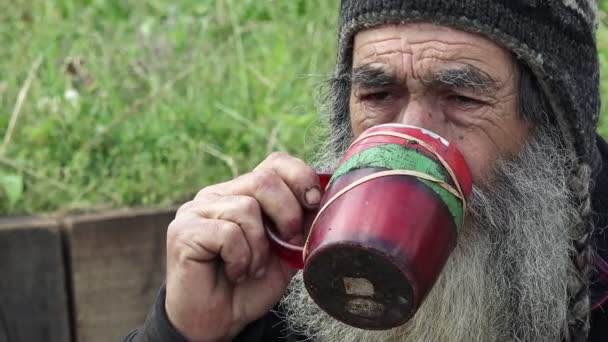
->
<box><xmin>63</xmin><ymin>208</ymin><xmax>175</xmax><ymax>342</ymax></box>
<box><xmin>0</xmin><ymin>216</ymin><xmax>71</xmax><ymax>342</ymax></box>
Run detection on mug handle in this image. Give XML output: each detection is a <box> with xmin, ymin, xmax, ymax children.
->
<box><xmin>265</xmin><ymin>173</ymin><xmax>332</xmax><ymax>269</ymax></box>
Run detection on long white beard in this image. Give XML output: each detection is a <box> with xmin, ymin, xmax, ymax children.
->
<box><xmin>280</xmin><ymin>130</ymin><xmax>577</xmax><ymax>342</ymax></box>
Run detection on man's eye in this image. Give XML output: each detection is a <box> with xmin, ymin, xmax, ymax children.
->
<box><xmin>361</xmin><ymin>91</ymin><xmax>390</xmax><ymax>101</ymax></box>
<box><xmin>449</xmin><ymin>95</ymin><xmax>480</xmax><ymax>105</ymax></box>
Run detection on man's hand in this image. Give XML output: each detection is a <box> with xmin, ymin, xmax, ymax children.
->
<box><xmin>164</xmin><ymin>152</ymin><xmax>322</xmax><ymax>341</ymax></box>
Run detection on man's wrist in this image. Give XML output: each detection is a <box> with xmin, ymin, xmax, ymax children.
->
<box><xmin>142</xmin><ymin>286</ymin><xmax>190</xmax><ymax>342</ymax></box>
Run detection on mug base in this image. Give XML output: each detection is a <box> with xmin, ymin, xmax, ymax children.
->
<box><xmin>303</xmin><ymin>242</ymin><xmax>416</xmax><ymax>330</ymax></box>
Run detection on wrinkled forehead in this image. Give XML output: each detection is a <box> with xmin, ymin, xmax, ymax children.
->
<box><xmin>352</xmin><ymin>23</ymin><xmax>516</xmax><ymax>82</ymax></box>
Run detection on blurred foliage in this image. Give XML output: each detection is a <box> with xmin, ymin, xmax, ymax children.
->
<box><xmin>0</xmin><ymin>0</ymin><xmax>338</xmax><ymax>213</ymax></box>
<box><xmin>1</xmin><ymin>0</ymin><xmax>608</xmax><ymax>214</ymax></box>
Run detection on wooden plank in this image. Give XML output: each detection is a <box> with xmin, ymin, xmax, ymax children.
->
<box><xmin>0</xmin><ymin>216</ymin><xmax>71</xmax><ymax>342</ymax></box>
<box><xmin>63</xmin><ymin>208</ymin><xmax>175</xmax><ymax>342</ymax></box>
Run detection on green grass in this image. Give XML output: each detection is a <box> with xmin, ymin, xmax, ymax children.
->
<box><xmin>1</xmin><ymin>0</ymin><xmax>608</xmax><ymax>214</ymax></box>
<box><xmin>0</xmin><ymin>0</ymin><xmax>338</xmax><ymax>213</ymax></box>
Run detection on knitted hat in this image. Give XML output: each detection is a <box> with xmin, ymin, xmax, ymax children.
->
<box><xmin>335</xmin><ymin>0</ymin><xmax>600</xmax><ymax>165</ymax></box>
<box><xmin>333</xmin><ymin>1</ymin><xmax>600</xmax><ymax>341</ymax></box>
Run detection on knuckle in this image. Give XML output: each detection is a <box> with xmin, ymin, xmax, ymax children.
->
<box><xmin>266</xmin><ymin>151</ymin><xmax>290</xmax><ymax>162</ymax></box>
<box><xmin>294</xmin><ymin>164</ymin><xmax>318</xmax><ymax>188</ymax></box>
<box><xmin>252</xmin><ymin>168</ymin><xmax>278</xmax><ymax>192</ymax></box>
<box><xmin>220</xmin><ymin>222</ymin><xmax>250</xmax><ymax>264</ymax></box>
<box><xmin>176</xmin><ymin>200</ymin><xmax>193</xmax><ymax>214</ymax></box>
<box><xmin>221</xmin><ymin>221</ymin><xmax>243</xmax><ymax>245</ymax></box>
<box><xmin>304</xmin><ymin>166</ymin><xmax>319</xmax><ymax>184</ymax></box>
<box><xmin>166</xmin><ymin>217</ymin><xmax>184</xmax><ymax>244</ymax></box>
<box><xmin>248</xmin><ymin>220</ymin><xmax>266</xmax><ymax>240</ymax></box>
<box><xmin>195</xmin><ymin>187</ymin><xmax>213</xmax><ymax>199</ymax></box>
<box><xmin>166</xmin><ymin>218</ymin><xmax>193</xmax><ymax>256</ymax></box>
<box><xmin>248</xmin><ymin>230</ymin><xmax>268</xmax><ymax>255</ymax></box>
<box><xmin>195</xmin><ymin>183</ymin><xmax>223</xmax><ymax>199</ymax></box>
<box><xmin>236</xmin><ymin>196</ymin><xmax>260</xmax><ymax>216</ymax></box>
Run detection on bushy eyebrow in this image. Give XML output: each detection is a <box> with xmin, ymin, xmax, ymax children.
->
<box><xmin>351</xmin><ymin>64</ymin><xmax>498</xmax><ymax>96</ymax></box>
<box><xmin>427</xmin><ymin>66</ymin><xmax>498</xmax><ymax>96</ymax></box>
<box><xmin>351</xmin><ymin>65</ymin><xmax>401</xmax><ymax>89</ymax></box>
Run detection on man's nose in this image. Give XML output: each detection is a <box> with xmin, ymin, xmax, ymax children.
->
<box><xmin>395</xmin><ymin>100</ymin><xmax>443</xmax><ymax>134</ymax></box>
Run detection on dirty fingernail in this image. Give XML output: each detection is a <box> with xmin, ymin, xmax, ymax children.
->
<box><xmin>305</xmin><ymin>187</ymin><xmax>321</xmax><ymax>206</ymax></box>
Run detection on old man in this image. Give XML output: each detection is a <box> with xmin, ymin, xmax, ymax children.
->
<box><xmin>125</xmin><ymin>0</ymin><xmax>608</xmax><ymax>341</ymax></box>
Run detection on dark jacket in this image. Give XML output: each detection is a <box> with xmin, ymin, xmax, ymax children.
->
<box><xmin>124</xmin><ymin>135</ymin><xmax>608</xmax><ymax>342</ymax></box>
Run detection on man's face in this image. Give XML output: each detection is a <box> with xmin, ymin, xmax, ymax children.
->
<box><xmin>282</xmin><ymin>23</ymin><xmax>577</xmax><ymax>342</ymax></box>
<box><xmin>349</xmin><ymin>23</ymin><xmax>529</xmax><ymax>181</ymax></box>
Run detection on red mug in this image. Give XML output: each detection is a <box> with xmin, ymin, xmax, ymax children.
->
<box><xmin>266</xmin><ymin>124</ymin><xmax>472</xmax><ymax>329</ymax></box>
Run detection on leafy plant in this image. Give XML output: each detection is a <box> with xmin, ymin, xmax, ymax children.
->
<box><xmin>0</xmin><ymin>0</ymin><xmax>338</xmax><ymax>214</ymax></box>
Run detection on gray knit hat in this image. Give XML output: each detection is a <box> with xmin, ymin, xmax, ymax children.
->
<box><xmin>333</xmin><ymin>1</ymin><xmax>600</xmax><ymax>341</ymax></box>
